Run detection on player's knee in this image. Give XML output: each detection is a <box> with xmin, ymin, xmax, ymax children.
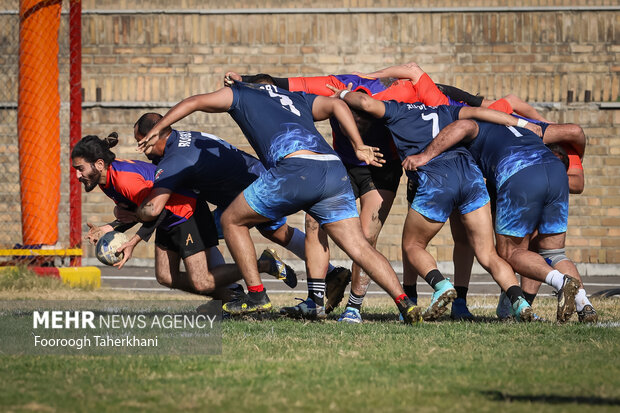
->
<box><xmin>155</xmin><ymin>269</ymin><xmax>173</xmax><ymax>288</ymax></box>
<box><xmin>538</xmin><ymin>248</ymin><xmax>569</xmax><ymax>267</ymax></box>
<box><xmin>189</xmin><ymin>274</ymin><xmax>216</xmax><ymax>294</ymax></box>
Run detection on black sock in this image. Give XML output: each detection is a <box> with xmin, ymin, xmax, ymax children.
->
<box><xmin>423</xmin><ymin>269</ymin><xmax>445</xmax><ymax>289</ymax></box>
<box><xmin>248</xmin><ymin>290</ymin><xmax>267</xmax><ymax>302</ymax></box>
<box><xmin>506</xmin><ymin>285</ymin><xmax>525</xmax><ymax>305</ymax></box>
<box><xmin>307</xmin><ymin>278</ymin><xmax>325</xmax><ymax>306</ymax></box>
<box><xmin>346</xmin><ymin>291</ymin><xmax>365</xmax><ymax>311</ymax></box>
<box><xmin>455</xmin><ymin>286</ymin><xmax>468</xmax><ymax>300</ymax></box>
<box><xmin>403</xmin><ymin>283</ymin><xmax>418</xmax><ymax>302</ymax></box>
<box><xmin>523</xmin><ymin>292</ymin><xmax>537</xmax><ymax>306</ymax></box>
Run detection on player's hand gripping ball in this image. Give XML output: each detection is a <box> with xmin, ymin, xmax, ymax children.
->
<box><xmin>95</xmin><ymin>231</ymin><xmax>128</xmax><ymax>265</ymax></box>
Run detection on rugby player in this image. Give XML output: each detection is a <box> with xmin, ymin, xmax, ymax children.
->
<box><xmin>71</xmin><ymin>134</ymin><xmax>272</xmax><ymax>301</ymax></box>
<box><xmin>137</xmin><ymin>80</ymin><xmax>422</xmax><ymax>323</ymax></box>
<box><xmin>331</xmin><ymin>86</ymin><xmax>541</xmax><ymax>321</ymax></box>
<box><xmin>401</xmin><ymin>119</ymin><xmax>584</xmax><ymax>322</ymax></box>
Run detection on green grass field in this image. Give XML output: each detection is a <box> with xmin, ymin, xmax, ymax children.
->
<box><xmin>0</xmin><ymin>278</ymin><xmax>619</xmax><ymax>412</ymax></box>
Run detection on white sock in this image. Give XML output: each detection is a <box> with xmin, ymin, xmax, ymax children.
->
<box><xmin>545</xmin><ymin>270</ymin><xmax>565</xmax><ymax>291</ymax></box>
<box><xmin>285</xmin><ymin>227</ymin><xmax>306</xmax><ymax>260</ymax></box>
<box><xmin>575</xmin><ymin>288</ymin><xmax>591</xmax><ymax>312</ymax></box>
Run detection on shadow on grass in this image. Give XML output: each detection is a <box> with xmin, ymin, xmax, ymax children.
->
<box><xmin>482</xmin><ymin>390</ymin><xmax>620</xmax><ymax>406</ymax></box>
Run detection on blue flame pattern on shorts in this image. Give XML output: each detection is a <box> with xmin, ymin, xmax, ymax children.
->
<box><xmin>243</xmin><ymin>156</ymin><xmax>358</xmax><ymax>226</ymax></box>
<box><xmin>407</xmin><ymin>151</ymin><xmax>489</xmax><ymax>223</ymax></box>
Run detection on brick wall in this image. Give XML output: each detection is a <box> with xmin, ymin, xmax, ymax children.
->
<box><xmin>3</xmin><ymin>1</ymin><xmax>619</xmax><ymax>264</ymax></box>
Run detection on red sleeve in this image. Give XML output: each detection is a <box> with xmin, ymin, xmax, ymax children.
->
<box><xmin>108</xmin><ymin>168</ymin><xmax>153</xmax><ymax>206</ymax></box>
<box><xmin>487</xmin><ymin>98</ymin><xmax>513</xmax><ymax>114</ymax></box>
<box><xmin>411</xmin><ymin>73</ymin><xmax>450</xmax><ymax>106</ymax></box>
<box><xmin>288</xmin><ymin>75</ymin><xmax>345</xmax><ymax>96</ymax></box>
<box><xmin>562</xmin><ymin>144</ymin><xmax>583</xmax><ymax>170</ymax></box>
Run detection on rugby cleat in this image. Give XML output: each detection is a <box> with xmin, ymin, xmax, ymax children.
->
<box><xmin>279</xmin><ymin>298</ymin><xmax>326</xmax><ymax>320</ymax></box>
<box><xmin>423</xmin><ymin>279</ymin><xmax>457</xmax><ymax>321</ymax></box>
<box><xmin>338</xmin><ymin>307</ymin><xmax>362</xmax><ymax>324</ymax></box>
<box><xmin>398</xmin><ymin>296</ymin><xmax>423</xmax><ymax>324</ymax></box>
<box><xmin>259</xmin><ymin>248</ymin><xmax>297</xmax><ymax>288</ymax></box>
<box><xmin>325</xmin><ymin>266</ymin><xmax>352</xmax><ymax>313</ymax></box>
<box><xmin>222</xmin><ymin>291</ymin><xmax>272</xmax><ymax>315</ymax></box>
<box><xmin>496</xmin><ymin>291</ymin><xmax>512</xmax><ymax>321</ymax></box>
<box><xmin>556</xmin><ymin>275</ymin><xmax>580</xmax><ymax>323</ymax></box>
<box><xmin>577</xmin><ymin>304</ymin><xmax>598</xmax><ymax>323</ymax></box>
<box><xmin>510</xmin><ymin>297</ymin><xmax>534</xmax><ymax>322</ymax></box>
<box><xmin>450</xmin><ymin>297</ymin><xmax>474</xmax><ymax>320</ymax></box>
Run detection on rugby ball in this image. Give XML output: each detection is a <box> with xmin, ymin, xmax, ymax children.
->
<box><xmin>95</xmin><ymin>231</ymin><xmax>128</xmax><ymax>265</ymax></box>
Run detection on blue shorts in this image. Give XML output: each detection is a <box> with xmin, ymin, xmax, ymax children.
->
<box><xmin>495</xmin><ymin>160</ymin><xmax>568</xmax><ymax>237</ymax></box>
<box><xmin>407</xmin><ymin>151</ymin><xmax>490</xmax><ymax>222</ymax></box>
<box><xmin>212</xmin><ymin>206</ymin><xmax>286</xmax><ymax>240</ymax></box>
<box><xmin>244</xmin><ymin>155</ymin><xmax>359</xmax><ymax>226</ymax></box>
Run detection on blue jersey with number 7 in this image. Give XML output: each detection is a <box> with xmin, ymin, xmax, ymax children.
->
<box><xmin>382</xmin><ymin>101</ymin><xmax>465</xmax><ymax>160</ymax></box>
<box><xmin>228</xmin><ymin>82</ymin><xmax>337</xmax><ymax>168</ymax></box>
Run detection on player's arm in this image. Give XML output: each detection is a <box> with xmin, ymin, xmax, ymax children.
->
<box><xmin>137</xmin><ymin>187</ymin><xmax>172</xmax><ymax>222</ymax></box>
<box><xmin>542</xmin><ymin>125</ymin><xmax>586</xmax><ymax>158</ymax></box>
<box><xmin>355</xmin><ymin>62</ymin><xmax>425</xmax><ymax>83</ymax></box>
<box><xmin>457</xmin><ymin>106</ymin><xmax>542</xmax><ymax>137</ymax></box>
<box><xmin>138</xmin><ymin>87</ymin><xmax>233</xmax><ymax>152</ymax></box>
<box><xmin>327</xmin><ymin>88</ymin><xmax>386</xmax><ymax>118</ymax></box>
<box><xmin>401</xmin><ymin>120</ymin><xmax>479</xmax><ymax>171</ymax></box>
<box><xmin>311</xmin><ymin>95</ymin><xmax>384</xmax><ymax>167</ymax></box>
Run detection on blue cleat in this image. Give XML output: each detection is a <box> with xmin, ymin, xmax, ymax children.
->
<box><xmin>510</xmin><ymin>297</ymin><xmax>534</xmax><ymax>322</ymax></box>
<box><xmin>280</xmin><ymin>298</ymin><xmax>326</xmax><ymax>320</ymax></box>
<box><xmin>338</xmin><ymin>307</ymin><xmax>362</xmax><ymax>324</ymax></box>
<box><xmin>423</xmin><ymin>279</ymin><xmax>457</xmax><ymax>321</ymax></box>
<box><xmin>259</xmin><ymin>248</ymin><xmax>297</xmax><ymax>288</ymax></box>
<box><xmin>450</xmin><ymin>297</ymin><xmax>474</xmax><ymax>320</ymax></box>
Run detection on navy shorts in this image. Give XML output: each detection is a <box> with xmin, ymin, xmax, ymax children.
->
<box><xmin>244</xmin><ymin>155</ymin><xmax>359</xmax><ymax>226</ymax></box>
<box><xmin>407</xmin><ymin>151</ymin><xmax>489</xmax><ymax>223</ymax></box>
<box><xmin>495</xmin><ymin>160</ymin><xmax>569</xmax><ymax>237</ymax></box>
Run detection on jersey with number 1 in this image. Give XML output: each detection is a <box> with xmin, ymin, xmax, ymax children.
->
<box><xmin>466</xmin><ymin>122</ymin><xmax>559</xmax><ymax>190</ymax></box>
<box><xmin>228</xmin><ymin>82</ymin><xmax>337</xmax><ymax>168</ymax></box>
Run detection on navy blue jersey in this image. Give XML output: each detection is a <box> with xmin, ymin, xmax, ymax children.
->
<box><xmin>228</xmin><ymin>82</ymin><xmax>337</xmax><ymax>168</ymax></box>
<box><xmin>466</xmin><ymin>122</ymin><xmax>559</xmax><ymax>190</ymax></box>
<box><xmin>382</xmin><ymin>101</ymin><xmax>465</xmax><ymax>160</ymax></box>
<box><xmin>152</xmin><ymin>129</ymin><xmax>265</xmax><ymax>208</ymax></box>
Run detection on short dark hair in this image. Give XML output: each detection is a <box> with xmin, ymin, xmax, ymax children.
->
<box><xmin>546</xmin><ymin>143</ymin><xmax>569</xmax><ymax>171</ymax></box>
<box><xmin>134</xmin><ymin>112</ymin><xmax>163</xmax><ymax>138</ymax></box>
<box><xmin>247</xmin><ymin>73</ymin><xmax>276</xmax><ymax>85</ymax></box>
<box><xmin>71</xmin><ymin>133</ymin><xmax>117</xmax><ymax>165</ymax></box>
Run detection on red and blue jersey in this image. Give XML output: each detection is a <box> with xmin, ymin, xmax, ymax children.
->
<box><xmin>100</xmin><ymin>159</ymin><xmax>196</xmax><ymax>230</ymax></box>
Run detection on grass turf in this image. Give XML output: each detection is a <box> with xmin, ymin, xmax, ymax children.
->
<box><xmin>0</xmin><ymin>290</ymin><xmax>618</xmax><ymax>413</ymax></box>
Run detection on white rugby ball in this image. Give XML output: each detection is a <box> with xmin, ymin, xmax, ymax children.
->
<box><xmin>95</xmin><ymin>231</ymin><xmax>128</xmax><ymax>265</ymax></box>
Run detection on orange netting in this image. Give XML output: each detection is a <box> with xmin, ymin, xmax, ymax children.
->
<box><xmin>18</xmin><ymin>0</ymin><xmax>62</xmax><ymax>245</ymax></box>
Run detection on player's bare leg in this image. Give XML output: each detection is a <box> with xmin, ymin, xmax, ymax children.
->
<box><xmin>340</xmin><ymin>188</ymin><xmax>396</xmax><ymax>322</ymax></box>
<box><xmin>496</xmin><ymin>232</ymin><xmax>579</xmax><ymax>322</ymax></box>
<box><xmin>449</xmin><ymin>212</ymin><xmax>476</xmax><ymax>319</ymax></box>
<box><xmin>460</xmin><ymin>204</ymin><xmax>533</xmax><ymax>321</ymax></box>
<box><xmin>280</xmin><ymin>214</ymin><xmax>331</xmax><ymax>320</ymax></box>
<box><xmin>323</xmin><ymin>217</ymin><xmax>421</xmax><ymax>323</ymax></box>
<box><xmin>401</xmin><ymin>209</ymin><xmax>456</xmax><ymax>320</ymax></box>
<box><xmin>220</xmin><ymin>194</ymin><xmax>273</xmax><ymax>314</ymax></box>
